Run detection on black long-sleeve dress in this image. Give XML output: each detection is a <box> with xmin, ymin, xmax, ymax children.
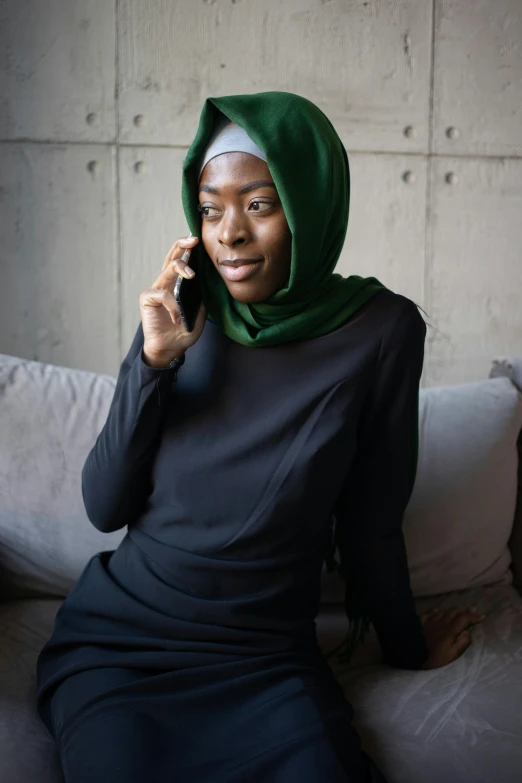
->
<box><xmin>36</xmin><ymin>288</ymin><xmax>429</xmax><ymax>782</ymax></box>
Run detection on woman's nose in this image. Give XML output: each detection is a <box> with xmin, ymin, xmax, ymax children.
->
<box><xmin>218</xmin><ymin>213</ymin><xmax>249</xmax><ymax>248</ymax></box>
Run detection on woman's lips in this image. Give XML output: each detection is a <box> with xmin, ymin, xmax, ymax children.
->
<box><xmin>219</xmin><ymin>261</ymin><xmax>262</xmax><ymax>281</ymax></box>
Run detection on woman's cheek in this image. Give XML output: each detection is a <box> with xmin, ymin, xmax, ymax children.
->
<box><xmin>200</xmin><ymin>225</ymin><xmax>214</xmax><ymax>256</ymax></box>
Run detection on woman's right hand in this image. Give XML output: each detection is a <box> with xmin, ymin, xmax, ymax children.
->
<box><xmin>139</xmin><ymin>235</ymin><xmax>207</xmax><ymax>367</ymax></box>
<box><xmin>418</xmin><ymin>606</ymin><xmax>486</xmax><ymax>670</ymax></box>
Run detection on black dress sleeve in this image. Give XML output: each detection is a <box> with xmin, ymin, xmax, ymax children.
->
<box><xmin>81</xmin><ymin>322</ymin><xmax>183</xmax><ymax>533</ymax></box>
<box><xmin>334</xmin><ymin>299</ymin><xmax>430</xmax><ymax>670</ymax></box>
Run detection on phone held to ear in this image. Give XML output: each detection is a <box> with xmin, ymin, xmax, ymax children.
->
<box><xmin>174</xmin><ymin>233</ymin><xmax>203</xmax><ymax>332</ymax></box>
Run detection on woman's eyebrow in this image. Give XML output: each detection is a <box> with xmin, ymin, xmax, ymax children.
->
<box><xmin>198</xmin><ymin>180</ymin><xmax>276</xmax><ymax>196</ymax></box>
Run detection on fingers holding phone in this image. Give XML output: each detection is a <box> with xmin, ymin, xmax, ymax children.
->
<box><xmin>139</xmin><ymin>235</ymin><xmax>207</xmax><ymax>367</ymax></box>
<box><xmin>161</xmin><ymin>234</ymin><xmax>198</xmax><ymax>277</ymax></box>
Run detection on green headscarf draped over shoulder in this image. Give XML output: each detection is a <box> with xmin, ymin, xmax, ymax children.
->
<box><xmin>181</xmin><ymin>90</ymin><xmax>388</xmax><ymax>347</ymax></box>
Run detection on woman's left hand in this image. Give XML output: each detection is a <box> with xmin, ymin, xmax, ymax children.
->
<box><xmin>418</xmin><ymin>606</ymin><xmax>486</xmax><ymax>670</ymax></box>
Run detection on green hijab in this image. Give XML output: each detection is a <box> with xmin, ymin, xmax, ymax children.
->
<box><xmin>180</xmin><ymin>91</ymin><xmax>419</xmax><ymax>666</ymax></box>
<box><xmin>181</xmin><ymin>90</ymin><xmax>388</xmax><ymax>347</ymax></box>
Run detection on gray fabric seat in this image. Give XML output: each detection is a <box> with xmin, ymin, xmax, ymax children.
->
<box><xmin>0</xmin><ymin>600</ymin><xmax>64</xmax><ymax>782</ymax></box>
<box><xmin>318</xmin><ymin>582</ymin><xmax>522</xmax><ymax>783</ymax></box>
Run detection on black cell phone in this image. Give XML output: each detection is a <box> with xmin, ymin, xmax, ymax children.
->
<box><xmin>173</xmin><ymin>239</ymin><xmax>203</xmax><ymax>332</ymax></box>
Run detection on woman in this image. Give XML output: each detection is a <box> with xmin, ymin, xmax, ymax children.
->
<box><xmin>36</xmin><ymin>91</ymin><xmax>485</xmax><ymax>782</ymax></box>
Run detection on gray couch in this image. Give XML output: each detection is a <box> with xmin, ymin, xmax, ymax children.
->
<box><xmin>1</xmin><ymin>350</ymin><xmax>521</xmax><ymax>783</ymax></box>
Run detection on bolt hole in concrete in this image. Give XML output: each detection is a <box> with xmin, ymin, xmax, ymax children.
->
<box><xmin>402</xmin><ymin>170</ymin><xmax>416</xmax><ymax>184</ymax></box>
<box><xmin>85</xmin><ymin>112</ymin><xmax>99</xmax><ymax>126</ymax></box>
<box><xmin>445</xmin><ymin>171</ymin><xmax>458</xmax><ymax>185</ymax></box>
<box><xmin>87</xmin><ymin>161</ymin><xmax>99</xmax><ymax>175</ymax></box>
<box><xmin>403</xmin><ymin>125</ymin><xmax>416</xmax><ymax>138</ymax></box>
<box><xmin>134</xmin><ymin>161</ymin><xmax>146</xmax><ymax>174</ymax></box>
<box><xmin>134</xmin><ymin>114</ymin><xmax>146</xmax><ymax>128</ymax></box>
<box><xmin>446</xmin><ymin>126</ymin><xmax>460</xmax><ymax>139</ymax></box>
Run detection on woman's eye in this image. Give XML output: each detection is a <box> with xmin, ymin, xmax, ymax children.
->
<box><xmin>197</xmin><ymin>205</ymin><xmax>220</xmax><ymax>217</ymax></box>
<box><xmin>249</xmin><ymin>200</ymin><xmax>272</xmax><ymax>212</ymax></box>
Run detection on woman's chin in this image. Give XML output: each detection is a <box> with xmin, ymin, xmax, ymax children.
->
<box><xmin>219</xmin><ymin>273</ymin><xmax>276</xmax><ymax>303</ymax></box>
<box><xmin>226</xmin><ymin>283</ymin><xmax>272</xmax><ymax>304</ymax></box>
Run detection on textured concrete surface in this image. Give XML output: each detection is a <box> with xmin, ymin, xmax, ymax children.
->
<box><xmin>426</xmin><ymin>155</ymin><xmax>522</xmax><ymax>386</ymax></box>
<box><xmin>433</xmin><ymin>0</ymin><xmax>522</xmax><ymax>157</ymax></box>
<box><xmin>0</xmin><ymin>142</ymin><xmax>119</xmax><ymax>374</ymax></box>
<box><xmin>117</xmin><ymin>0</ymin><xmax>433</xmax><ymax>152</ymax></box>
<box><xmin>0</xmin><ymin>0</ymin><xmax>521</xmax><ymax>383</ymax></box>
<box><xmin>338</xmin><ymin>153</ymin><xmax>428</xmax><ymax>306</ymax></box>
<box><xmin>0</xmin><ymin>0</ymin><xmax>116</xmax><ymax>142</ymax></box>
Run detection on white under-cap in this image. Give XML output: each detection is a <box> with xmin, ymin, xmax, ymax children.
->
<box><xmin>199</xmin><ymin>114</ymin><xmax>267</xmax><ymax>177</ymax></box>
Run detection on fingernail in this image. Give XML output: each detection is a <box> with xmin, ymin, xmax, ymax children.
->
<box><xmin>186</xmin><ymin>268</ymin><xmax>195</xmax><ymax>277</ymax></box>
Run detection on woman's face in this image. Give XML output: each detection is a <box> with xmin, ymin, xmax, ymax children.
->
<box><xmin>198</xmin><ymin>152</ymin><xmax>292</xmax><ymax>303</ymax></box>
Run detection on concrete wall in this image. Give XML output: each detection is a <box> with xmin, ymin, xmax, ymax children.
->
<box><xmin>1</xmin><ymin>0</ymin><xmax>521</xmax><ymax>385</ymax></box>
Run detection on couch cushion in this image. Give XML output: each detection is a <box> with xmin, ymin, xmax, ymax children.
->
<box><xmin>324</xmin><ymin>369</ymin><xmax>522</xmax><ymax>601</ymax></box>
<box><xmin>318</xmin><ymin>583</ymin><xmax>522</xmax><ymax>783</ymax></box>
<box><xmin>404</xmin><ymin>375</ymin><xmax>522</xmax><ymax>596</ymax></box>
<box><xmin>0</xmin><ymin>354</ymin><xmax>124</xmax><ymax>599</ymax></box>
<box><xmin>0</xmin><ymin>599</ymin><xmax>64</xmax><ymax>783</ymax></box>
